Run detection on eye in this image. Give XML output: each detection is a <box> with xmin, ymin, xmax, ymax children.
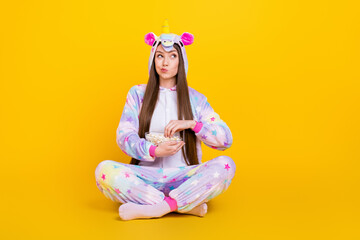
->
<box><xmin>171</xmin><ymin>54</ymin><xmax>177</xmax><ymax>58</ymax></box>
<box><xmin>157</xmin><ymin>54</ymin><xmax>163</xmax><ymax>58</ymax></box>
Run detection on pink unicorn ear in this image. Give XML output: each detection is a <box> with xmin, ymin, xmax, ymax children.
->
<box><xmin>144</xmin><ymin>32</ymin><xmax>158</xmax><ymax>46</ymax></box>
<box><xmin>180</xmin><ymin>32</ymin><xmax>194</xmax><ymax>45</ymax></box>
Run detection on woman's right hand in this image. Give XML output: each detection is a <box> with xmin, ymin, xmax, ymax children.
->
<box><xmin>154</xmin><ymin>141</ymin><xmax>185</xmax><ymax>158</ymax></box>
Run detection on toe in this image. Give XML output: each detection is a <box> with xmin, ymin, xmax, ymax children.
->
<box><xmin>119</xmin><ymin>204</ymin><xmax>129</xmax><ymax>220</ymax></box>
<box><xmin>200</xmin><ymin>203</ymin><xmax>208</xmax><ymax>216</ymax></box>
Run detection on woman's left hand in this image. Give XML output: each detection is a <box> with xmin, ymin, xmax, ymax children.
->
<box><xmin>164</xmin><ymin>120</ymin><xmax>195</xmax><ymax>138</ymax></box>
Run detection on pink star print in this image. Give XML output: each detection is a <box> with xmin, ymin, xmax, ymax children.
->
<box><xmin>127</xmin><ymin>189</ymin><xmax>131</xmax><ymax>194</ymax></box>
<box><xmin>115</xmin><ymin>188</ymin><xmax>120</xmax><ymax>194</ymax></box>
<box><xmin>170</xmin><ymin>178</ymin><xmax>177</xmax><ymax>182</ymax></box>
<box><xmin>125</xmin><ymin>172</ymin><xmax>130</xmax><ymax>178</ymax></box>
<box><xmin>163</xmin><ymin>175</ymin><xmax>168</xmax><ymax>178</ymax></box>
<box><xmin>211</xmin><ymin>117</ymin><xmax>216</xmax><ymax>121</ymax></box>
<box><xmin>101</xmin><ymin>174</ymin><xmax>106</xmax><ymax>180</ymax></box>
<box><xmin>224</xmin><ymin>163</ymin><xmax>230</xmax><ymax>171</ymax></box>
<box><xmin>125</xmin><ymin>136</ymin><xmax>129</xmax><ymax>142</ymax></box>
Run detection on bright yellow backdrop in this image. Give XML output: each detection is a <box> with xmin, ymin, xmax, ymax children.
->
<box><xmin>1</xmin><ymin>0</ymin><xmax>359</xmax><ymax>239</ymax></box>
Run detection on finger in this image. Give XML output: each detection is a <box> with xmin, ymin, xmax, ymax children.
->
<box><xmin>164</xmin><ymin>125</ymin><xmax>168</xmax><ymax>138</ymax></box>
<box><xmin>170</xmin><ymin>127</ymin><xmax>177</xmax><ymax>138</ymax></box>
<box><xmin>167</xmin><ymin>141</ymin><xmax>178</xmax><ymax>145</ymax></box>
<box><xmin>167</xmin><ymin>127</ymin><xmax>173</xmax><ymax>138</ymax></box>
<box><xmin>171</xmin><ymin>123</ymin><xmax>182</xmax><ymax>137</ymax></box>
<box><xmin>167</xmin><ymin>123</ymin><xmax>175</xmax><ymax>137</ymax></box>
<box><xmin>174</xmin><ymin>143</ymin><xmax>181</xmax><ymax>153</ymax></box>
<box><xmin>170</xmin><ymin>141</ymin><xmax>181</xmax><ymax>150</ymax></box>
<box><xmin>165</xmin><ymin>121</ymin><xmax>176</xmax><ymax>137</ymax></box>
<box><xmin>176</xmin><ymin>141</ymin><xmax>184</xmax><ymax>148</ymax></box>
<box><xmin>165</xmin><ymin>125</ymin><xmax>171</xmax><ymax>138</ymax></box>
<box><xmin>164</xmin><ymin>126</ymin><xmax>168</xmax><ymax>138</ymax></box>
<box><xmin>176</xmin><ymin>142</ymin><xmax>185</xmax><ymax>152</ymax></box>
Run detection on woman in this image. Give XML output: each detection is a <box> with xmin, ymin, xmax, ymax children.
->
<box><xmin>95</xmin><ymin>20</ymin><xmax>236</xmax><ymax>221</ymax></box>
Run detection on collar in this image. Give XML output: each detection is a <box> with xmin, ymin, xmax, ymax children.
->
<box><xmin>159</xmin><ymin>85</ymin><xmax>177</xmax><ymax>92</ymax></box>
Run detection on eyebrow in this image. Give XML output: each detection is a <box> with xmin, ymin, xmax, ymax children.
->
<box><xmin>155</xmin><ymin>50</ymin><xmax>177</xmax><ymax>54</ymax></box>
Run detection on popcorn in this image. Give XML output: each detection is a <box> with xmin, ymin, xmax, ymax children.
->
<box><xmin>145</xmin><ymin>132</ymin><xmax>182</xmax><ymax>146</ymax></box>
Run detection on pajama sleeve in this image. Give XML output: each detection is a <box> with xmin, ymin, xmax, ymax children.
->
<box><xmin>116</xmin><ymin>86</ymin><xmax>157</xmax><ymax>162</ymax></box>
<box><xmin>192</xmin><ymin>95</ymin><xmax>233</xmax><ymax>151</ymax></box>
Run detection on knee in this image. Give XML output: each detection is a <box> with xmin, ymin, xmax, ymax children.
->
<box><xmin>95</xmin><ymin>160</ymin><xmax>115</xmax><ymax>179</ymax></box>
<box><xmin>210</xmin><ymin>155</ymin><xmax>235</xmax><ymax>168</ymax></box>
<box><xmin>208</xmin><ymin>156</ymin><xmax>236</xmax><ymax>176</ymax></box>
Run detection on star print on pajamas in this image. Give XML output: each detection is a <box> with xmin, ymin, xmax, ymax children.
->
<box><xmin>224</xmin><ymin>164</ymin><xmax>230</xmax><ymax>171</ymax></box>
<box><xmin>191</xmin><ymin>180</ymin><xmax>199</xmax><ymax>186</ymax></box>
<box><xmin>95</xmin><ymin>156</ymin><xmax>236</xmax><ymax>213</ymax></box>
<box><xmin>116</xmin><ymin>84</ymin><xmax>233</xmax><ymax>164</ymax></box>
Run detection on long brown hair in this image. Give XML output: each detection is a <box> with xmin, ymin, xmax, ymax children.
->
<box><xmin>130</xmin><ymin>43</ymin><xmax>199</xmax><ymax>166</ymax></box>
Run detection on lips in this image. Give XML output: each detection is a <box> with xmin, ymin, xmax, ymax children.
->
<box><xmin>161</xmin><ymin>68</ymin><xmax>168</xmax><ymax>72</ymax></box>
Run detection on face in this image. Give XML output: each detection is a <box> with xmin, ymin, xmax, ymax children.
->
<box><xmin>154</xmin><ymin>43</ymin><xmax>179</xmax><ymax>80</ymax></box>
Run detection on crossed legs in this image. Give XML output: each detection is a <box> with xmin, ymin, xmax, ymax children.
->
<box><xmin>95</xmin><ymin>156</ymin><xmax>236</xmax><ymax>220</ymax></box>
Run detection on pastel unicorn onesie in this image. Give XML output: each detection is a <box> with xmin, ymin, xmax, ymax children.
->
<box><xmin>95</xmin><ymin>19</ymin><xmax>236</xmax><ymax>218</ymax></box>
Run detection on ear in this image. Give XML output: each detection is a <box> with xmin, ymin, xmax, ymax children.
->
<box><xmin>180</xmin><ymin>32</ymin><xmax>194</xmax><ymax>46</ymax></box>
<box><xmin>144</xmin><ymin>32</ymin><xmax>158</xmax><ymax>46</ymax></box>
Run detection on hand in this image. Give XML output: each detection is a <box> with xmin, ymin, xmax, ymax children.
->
<box><xmin>155</xmin><ymin>141</ymin><xmax>185</xmax><ymax>157</ymax></box>
<box><xmin>164</xmin><ymin>120</ymin><xmax>196</xmax><ymax>138</ymax></box>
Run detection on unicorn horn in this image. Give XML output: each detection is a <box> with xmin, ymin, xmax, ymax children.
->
<box><xmin>162</xmin><ymin>19</ymin><xmax>170</xmax><ymax>34</ymax></box>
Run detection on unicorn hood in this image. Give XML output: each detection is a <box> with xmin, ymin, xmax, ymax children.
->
<box><xmin>144</xmin><ymin>19</ymin><xmax>194</xmax><ymax>76</ymax></box>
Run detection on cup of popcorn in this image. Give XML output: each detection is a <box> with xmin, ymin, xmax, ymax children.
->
<box><xmin>145</xmin><ymin>131</ymin><xmax>183</xmax><ymax>146</ymax></box>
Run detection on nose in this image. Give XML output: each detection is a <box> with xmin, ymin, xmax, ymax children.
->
<box><xmin>163</xmin><ymin>56</ymin><xmax>169</xmax><ymax>66</ymax></box>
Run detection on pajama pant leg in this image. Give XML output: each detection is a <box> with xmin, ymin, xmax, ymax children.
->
<box><xmin>168</xmin><ymin>155</ymin><xmax>236</xmax><ymax>213</ymax></box>
<box><xmin>95</xmin><ymin>160</ymin><xmax>166</xmax><ymax>205</ymax></box>
<box><xmin>95</xmin><ymin>156</ymin><xmax>236</xmax><ymax>213</ymax></box>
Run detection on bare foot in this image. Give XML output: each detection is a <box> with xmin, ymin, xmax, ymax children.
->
<box><xmin>176</xmin><ymin>203</ymin><xmax>208</xmax><ymax>217</ymax></box>
<box><xmin>119</xmin><ymin>200</ymin><xmax>171</xmax><ymax>221</ymax></box>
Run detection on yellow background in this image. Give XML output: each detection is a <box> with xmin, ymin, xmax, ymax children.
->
<box><xmin>1</xmin><ymin>0</ymin><xmax>359</xmax><ymax>239</ymax></box>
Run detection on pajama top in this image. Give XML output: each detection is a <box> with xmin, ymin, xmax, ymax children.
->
<box><xmin>116</xmin><ymin>84</ymin><xmax>233</xmax><ymax>168</ymax></box>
